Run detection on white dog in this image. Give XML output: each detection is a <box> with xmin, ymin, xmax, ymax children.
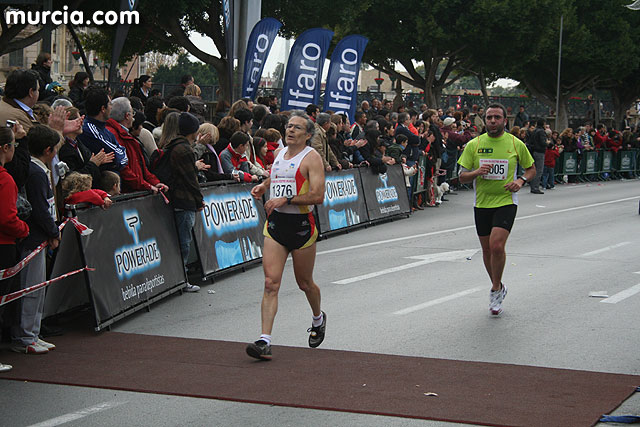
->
<box><xmin>434</xmin><ymin>181</ymin><xmax>450</xmax><ymax>205</ymax></box>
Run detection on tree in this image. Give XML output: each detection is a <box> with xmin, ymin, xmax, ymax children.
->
<box><xmin>152</xmin><ymin>53</ymin><xmax>219</xmax><ymax>86</ymax></box>
<box><xmin>78</xmin><ymin>0</ymin><xmax>232</xmax><ymax>103</ymax></box>
<box><xmin>506</xmin><ymin>0</ymin><xmax>640</xmax><ymax>129</ymax></box>
<box><xmin>0</xmin><ymin>3</ymin><xmax>61</xmax><ymax>56</ymax></box>
<box><xmin>265</xmin><ymin>0</ymin><xmax>556</xmax><ymax>109</ymax></box>
<box><xmin>145</xmin><ymin>51</ymin><xmax>183</xmax><ymax>75</ymax></box>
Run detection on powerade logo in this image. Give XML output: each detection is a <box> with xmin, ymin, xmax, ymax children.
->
<box><xmin>375</xmin><ymin>173</ymin><xmax>398</xmax><ymax>204</ymax></box>
<box><xmin>114</xmin><ymin>210</ymin><xmax>161</xmax><ymax>280</ymax></box>
<box><xmin>324</xmin><ymin>175</ymin><xmax>358</xmax><ymax>206</ymax></box>
<box><xmin>202</xmin><ymin>191</ymin><xmax>259</xmax><ymax>237</ymax></box>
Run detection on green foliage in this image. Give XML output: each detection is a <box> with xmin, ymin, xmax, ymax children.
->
<box><xmin>152</xmin><ymin>53</ymin><xmax>219</xmax><ymax>86</ymax></box>
<box><xmin>80</xmin><ymin>28</ymin><xmax>178</xmax><ymax>65</ymax></box>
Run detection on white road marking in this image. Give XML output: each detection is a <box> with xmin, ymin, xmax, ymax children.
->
<box><xmin>333</xmin><ymin>249</ymin><xmax>478</xmax><ymax>285</ymax></box>
<box><xmin>394</xmin><ymin>286</ymin><xmax>485</xmax><ymax>315</ymax></box>
<box><xmin>27</xmin><ymin>401</ymin><xmax>126</xmax><ymax>427</ymax></box>
<box><xmin>601</xmin><ymin>284</ymin><xmax>640</xmax><ymax>304</ymax></box>
<box><xmin>580</xmin><ymin>242</ymin><xmax>631</xmax><ymax>257</ymax></box>
<box><xmin>316</xmin><ymin>196</ymin><xmax>640</xmax><ymax>256</ymax></box>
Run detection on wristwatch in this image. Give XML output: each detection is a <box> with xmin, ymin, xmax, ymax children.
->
<box><xmin>286</xmin><ymin>196</ymin><xmax>294</xmax><ymax>205</ymax></box>
<box><xmin>518</xmin><ymin>176</ymin><xmax>527</xmax><ymax>183</ymax></box>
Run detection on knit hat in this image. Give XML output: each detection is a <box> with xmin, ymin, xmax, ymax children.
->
<box><xmin>443</xmin><ymin>117</ymin><xmax>456</xmax><ymax>127</ymax></box>
<box><xmin>178</xmin><ymin>112</ymin><xmax>199</xmax><ymax>136</ymax></box>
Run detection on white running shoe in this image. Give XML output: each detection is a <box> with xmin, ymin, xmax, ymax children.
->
<box><xmin>184</xmin><ymin>283</ymin><xmax>200</xmax><ymax>293</ymax></box>
<box><xmin>36</xmin><ymin>338</ymin><xmax>56</xmax><ymax>350</ymax></box>
<box><xmin>489</xmin><ymin>284</ymin><xmax>507</xmax><ymax>316</ymax></box>
<box><xmin>0</xmin><ymin>363</ymin><xmax>12</xmax><ymax>372</ymax></box>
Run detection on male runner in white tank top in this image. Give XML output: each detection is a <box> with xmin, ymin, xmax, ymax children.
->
<box><xmin>246</xmin><ymin>110</ymin><xmax>326</xmax><ymax>360</ymax></box>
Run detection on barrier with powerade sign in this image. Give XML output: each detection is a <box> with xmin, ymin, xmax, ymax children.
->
<box><xmin>192</xmin><ymin>183</ymin><xmax>267</xmax><ymax>277</ymax></box>
<box><xmin>315</xmin><ymin>169</ymin><xmax>368</xmax><ymax>233</ymax></box>
<box><xmin>45</xmin><ymin>193</ymin><xmax>187</xmax><ymax>330</ymax></box>
<box><xmin>359</xmin><ymin>164</ymin><xmax>411</xmax><ymax>221</ymax></box>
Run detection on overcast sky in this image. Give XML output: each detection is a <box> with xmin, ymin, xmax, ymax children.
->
<box><xmin>188</xmin><ymin>32</ymin><xmax>519</xmax><ymax>87</ymax></box>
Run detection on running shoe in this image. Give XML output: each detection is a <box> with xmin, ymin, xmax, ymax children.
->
<box><xmin>36</xmin><ymin>338</ymin><xmax>55</xmax><ymax>350</ymax></box>
<box><xmin>184</xmin><ymin>283</ymin><xmax>200</xmax><ymax>293</ymax></box>
<box><xmin>11</xmin><ymin>341</ymin><xmax>49</xmax><ymax>354</ymax></box>
<box><xmin>246</xmin><ymin>339</ymin><xmax>272</xmax><ymax>360</ymax></box>
<box><xmin>0</xmin><ymin>363</ymin><xmax>12</xmax><ymax>372</ymax></box>
<box><xmin>489</xmin><ymin>284</ymin><xmax>507</xmax><ymax>316</ymax></box>
<box><xmin>308</xmin><ymin>311</ymin><xmax>327</xmax><ymax>348</ymax></box>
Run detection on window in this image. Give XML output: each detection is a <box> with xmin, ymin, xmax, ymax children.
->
<box><xmin>9</xmin><ymin>49</ymin><xmax>24</xmax><ymax>67</ymax></box>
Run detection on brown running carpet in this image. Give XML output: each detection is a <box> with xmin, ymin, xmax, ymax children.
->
<box><xmin>1</xmin><ymin>331</ymin><xmax>638</xmax><ymax>427</ymax></box>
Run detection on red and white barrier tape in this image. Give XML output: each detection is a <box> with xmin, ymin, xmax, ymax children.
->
<box><xmin>0</xmin><ymin>217</ymin><xmax>92</xmax><ymax>281</ymax></box>
<box><xmin>159</xmin><ymin>190</ymin><xmax>169</xmax><ymax>204</ymax></box>
<box><xmin>0</xmin><ymin>266</ymin><xmax>94</xmax><ymax>307</ymax></box>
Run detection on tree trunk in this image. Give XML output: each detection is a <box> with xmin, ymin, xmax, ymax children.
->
<box><xmin>478</xmin><ymin>69</ymin><xmax>490</xmax><ymax>107</ymax></box>
<box><xmin>610</xmin><ymin>88</ymin><xmax>636</xmax><ymax>131</ymax></box>
<box><xmin>211</xmin><ymin>59</ymin><xmax>230</xmax><ymax>107</ymax></box>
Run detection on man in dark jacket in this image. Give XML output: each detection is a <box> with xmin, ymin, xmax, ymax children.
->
<box><xmin>529</xmin><ymin>119</ymin><xmax>548</xmax><ymax>194</ymax></box>
<box><xmin>77</xmin><ymin>86</ymin><xmax>129</xmax><ymax>173</ymax></box>
<box><xmin>165</xmin><ymin>112</ymin><xmax>203</xmax><ymax>292</ymax></box>
<box><xmin>31</xmin><ymin>53</ymin><xmax>56</xmax><ymax>101</ymax></box>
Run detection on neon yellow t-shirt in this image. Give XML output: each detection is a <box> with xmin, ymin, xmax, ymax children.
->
<box><xmin>458</xmin><ymin>133</ymin><xmax>534</xmax><ymax>208</ymax></box>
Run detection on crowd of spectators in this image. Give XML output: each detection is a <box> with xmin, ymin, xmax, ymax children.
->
<box><xmin>1</xmin><ymin>58</ymin><xmax>639</xmax><ymax>368</ymax></box>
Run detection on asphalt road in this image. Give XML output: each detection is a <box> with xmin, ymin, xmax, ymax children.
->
<box><xmin>2</xmin><ymin>178</ymin><xmax>639</xmax><ymax>426</ymax></box>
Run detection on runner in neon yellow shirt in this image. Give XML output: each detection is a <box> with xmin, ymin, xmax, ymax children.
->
<box><xmin>458</xmin><ymin>104</ymin><xmax>536</xmax><ymax>315</ymax></box>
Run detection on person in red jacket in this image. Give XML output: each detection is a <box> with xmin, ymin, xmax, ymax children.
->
<box><xmin>0</xmin><ymin>125</ymin><xmax>29</xmax><ymax>371</ymax></box>
<box><xmin>543</xmin><ymin>133</ymin><xmax>563</xmax><ymax>189</ymax></box>
<box><xmin>105</xmin><ymin>97</ymin><xmax>168</xmax><ymax>194</ymax></box>
<box><xmin>62</xmin><ymin>172</ymin><xmax>112</xmax><ymax>208</ymax></box>
<box><xmin>593</xmin><ymin>124</ymin><xmax>609</xmax><ymax>150</ymax></box>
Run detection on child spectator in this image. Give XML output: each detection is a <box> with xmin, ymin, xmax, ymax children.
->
<box><xmin>62</xmin><ymin>172</ymin><xmax>112</xmax><ymax>208</ymax></box>
<box><xmin>100</xmin><ymin>170</ymin><xmax>121</xmax><ymax>196</ymax></box>
<box><xmin>387</xmin><ymin>133</ymin><xmax>408</xmax><ymax>164</ymax></box>
<box><xmin>12</xmin><ymin>124</ymin><xmax>60</xmax><ymax>354</ymax></box>
<box><xmin>543</xmin><ymin>132</ymin><xmax>563</xmax><ymax>190</ymax></box>
<box><xmin>193</xmin><ymin>123</ymin><xmax>236</xmax><ymax>182</ymax></box>
<box><xmin>254</xmin><ymin>127</ymin><xmax>281</xmax><ymax>166</ymax></box>
<box><xmin>252</xmin><ymin>136</ymin><xmax>269</xmax><ymax>171</ymax></box>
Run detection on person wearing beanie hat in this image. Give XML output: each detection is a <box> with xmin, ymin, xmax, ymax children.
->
<box><xmin>178</xmin><ymin>112</ymin><xmax>200</xmax><ymax>137</ymax></box>
<box><xmin>161</xmin><ymin>112</ymin><xmax>205</xmax><ymax>293</ymax></box>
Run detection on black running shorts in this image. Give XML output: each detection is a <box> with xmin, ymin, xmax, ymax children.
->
<box><xmin>474</xmin><ymin>204</ymin><xmax>518</xmax><ymax>236</ymax></box>
<box><xmin>263</xmin><ymin>210</ymin><xmax>318</xmax><ymax>251</ymax></box>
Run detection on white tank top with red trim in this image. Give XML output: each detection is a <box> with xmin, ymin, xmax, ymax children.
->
<box><xmin>270</xmin><ymin>146</ymin><xmax>314</xmax><ymax>214</ymax></box>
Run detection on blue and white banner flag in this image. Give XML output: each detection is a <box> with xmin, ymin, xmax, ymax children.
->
<box><xmin>241</xmin><ymin>18</ymin><xmax>282</xmax><ymax>100</ymax></box>
<box><xmin>280</xmin><ymin>28</ymin><xmax>333</xmax><ymax>111</ymax></box>
<box><xmin>323</xmin><ymin>35</ymin><xmax>368</xmax><ymax>121</ymax></box>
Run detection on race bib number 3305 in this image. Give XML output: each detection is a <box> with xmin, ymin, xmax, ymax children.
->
<box><xmin>479</xmin><ymin>159</ymin><xmax>509</xmax><ymax>180</ymax></box>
